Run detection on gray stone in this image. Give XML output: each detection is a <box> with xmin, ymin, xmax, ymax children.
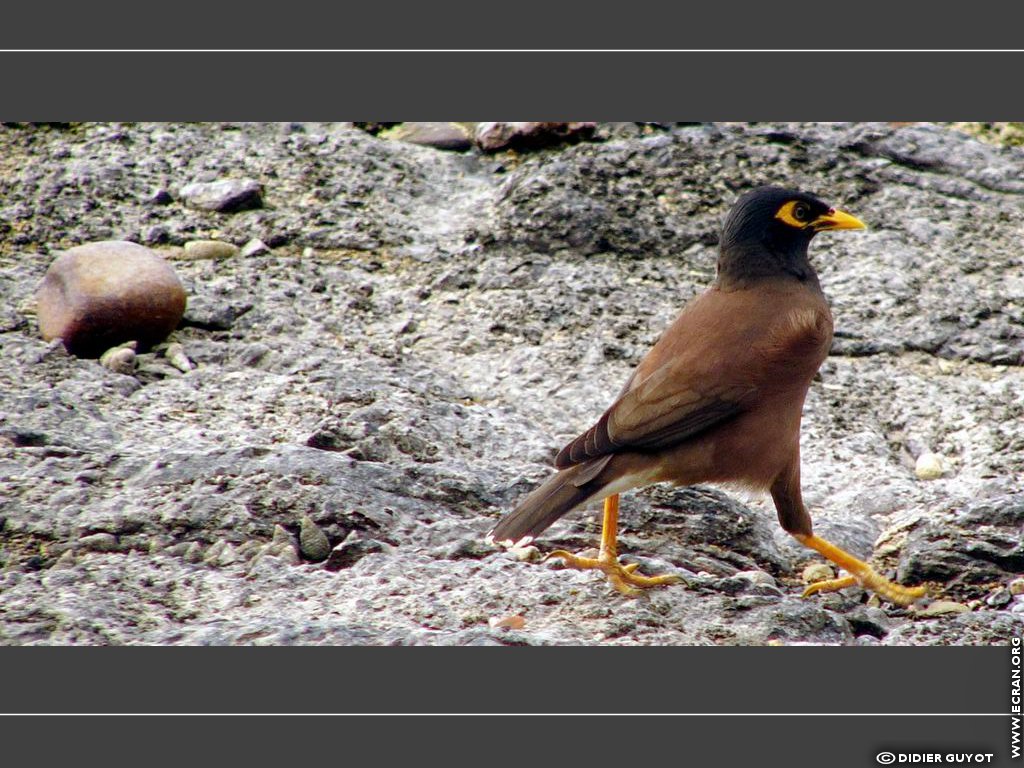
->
<box><xmin>384</xmin><ymin>123</ymin><xmax>473</xmax><ymax>152</ymax></box>
<box><xmin>99</xmin><ymin>341</ymin><xmax>137</xmax><ymax>375</ymax></box>
<box><xmin>475</xmin><ymin>122</ymin><xmax>596</xmax><ymax>152</ymax></box>
<box><xmin>163</xmin><ymin>342</ymin><xmax>194</xmax><ymax>372</ymax></box>
<box><xmin>324</xmin><ymin>538</ymin><xmax>391</xmax><ymax>571</ymax></box>
<box><xmin>897</xmin><ymin>493</ymin><xmax>1024</xmax><ymax>600</ymax></box>
<box><xmin>179</xmin><ymin>178</ymin><xmax>263</xmax><ymax>213</ymax></box>
<box><xmin>77</xmin><ymin>532</ymin><xmax>118</xmax><ymax>553</ymax></box>
<box><xmin>183</xmin><ymin>240</ymin><xmax>240</xmax><ymax>260</ymax></box>
<box><xmin>240</xmin><ymin>239</ymin><xmax>270</xmax><ymax>258</ymax></box>
<box><xmin>986</xmin><ymin>588</ymin><xmax>1013</xmax><ymax>608</ymax></box>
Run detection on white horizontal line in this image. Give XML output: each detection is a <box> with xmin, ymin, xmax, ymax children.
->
<box><xmin>0</xmin><ymin>712</ymin><xmax>1008</xmax><ymax>717</ymax></box>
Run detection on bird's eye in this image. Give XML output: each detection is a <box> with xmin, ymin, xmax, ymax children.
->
<box><xmin>792</xmin><ymin>202</ymin><xmax>810</xmax><ymax>221</ymax></box>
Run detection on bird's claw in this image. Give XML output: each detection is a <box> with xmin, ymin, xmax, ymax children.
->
<box><xmin>802</xmin><ymin>570</ymin><xmax>927</xmax><ymax>607</ymax></box>
<box><xmin>544</xmin><ymin>549</ymin><xmax>681</xmax><ymax>597</ymax></box>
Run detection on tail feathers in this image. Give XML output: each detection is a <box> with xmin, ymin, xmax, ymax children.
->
<box><xmin>489</xmin><ymin>456</ymin><xmax>615</xmax><ymax>545</ymax></box>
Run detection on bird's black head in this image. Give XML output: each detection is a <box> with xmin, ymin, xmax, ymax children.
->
<box><xmin>717</xmin><ymin>185</ymin><xmax>865</xmax><ymax>288</ymax></box>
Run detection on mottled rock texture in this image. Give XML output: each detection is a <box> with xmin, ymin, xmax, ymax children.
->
<box><xmin>0</xmin><ymin>122</ymin><xmax>1021</xmax><ymax>645</ymax></box>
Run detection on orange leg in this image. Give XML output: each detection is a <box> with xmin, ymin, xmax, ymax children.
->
<box><xmin>796</xmin><ymin>533</ymin><xmax>926</xmax><ymax>606</ymax></box>
<box><xmin>545</xmin><ymin>494</ymin><xmax>680</xmax><ymax>596</ymax></box>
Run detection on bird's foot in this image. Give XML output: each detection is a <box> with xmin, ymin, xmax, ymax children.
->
<box><xmin>802</xmin><ymin>570</ymin><xmax>927</xmax><ymax>607</ymax></box>
<box><xmin>545</xmin><ymin>549</ymin><xmax>681</xmax><ymax>597</ymax></box>
<box><xmin>794</xmin><ymin>534</ymin><xmax>927</xmax><ymax>607</ymax></box>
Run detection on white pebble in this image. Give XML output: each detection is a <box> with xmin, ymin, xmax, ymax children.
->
<box><xmin>915</xmin><ymin>452</ymin><xmax>945</xmax><ymax>480</ymax></box>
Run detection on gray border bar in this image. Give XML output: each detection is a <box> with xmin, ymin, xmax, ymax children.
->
<box><xmin>0</xmin><ymin>647</ymin><xmax>1008</xmax><ymax>714</ymax></box>
<box><xmin>5</xmin><ymin>52</ymin><xmax>1024</xmax><ymax>119</ymax></box>
<box><xmin>0</xmin><ymin>715</ymin><xmax>1015</xmax><ymax>768</ymax></box>
<box><xmin>3</xmin><ymin>1</ymin><xmax>1024</xmax><ymax>50</ymax></box>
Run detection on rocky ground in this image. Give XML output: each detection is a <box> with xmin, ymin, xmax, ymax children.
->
<box><xmin>0</xmin><ymin>121</ymin><xmax>1021</xmax><ymax>645</ymax></box>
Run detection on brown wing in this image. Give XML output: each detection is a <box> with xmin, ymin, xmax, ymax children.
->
<box><xmin>554</xmin><ymin>282</ymin><xmax>830</xmax><ymax>469</ymax></box>
<box><xmin>555</xmin><ymin>361</ymin><xmax>755</xmax><ymax>467</ymax></box>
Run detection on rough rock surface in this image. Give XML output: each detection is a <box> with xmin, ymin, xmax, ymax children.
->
<box><xmin>1</xmin><ymin>121</ymin><xmax>1022</xmax><ymax>645</ymax></box>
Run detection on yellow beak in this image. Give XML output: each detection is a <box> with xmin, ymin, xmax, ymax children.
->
<box><xmin>812</xmin><ymin>207</ymin><xmax>867</xmax><ymax>232</ymax></box>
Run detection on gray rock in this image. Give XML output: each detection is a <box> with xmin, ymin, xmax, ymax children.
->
<box><xmin>897</xmin><ymin>493</ymin><xmax>1024</xmax><ymax>599</ymax></box>
<box><xmin>985</xmin><ymin>588</ymin><xmax>1013</xmax><ymax>608</ymax></box>
<box><xmin>51</xmin><ymin>549</ymin><xmax>77</xmax><ymax>569</ymax></box>
<box><xmin>324</xmin><ymin>538</ymin><xmax>392</xmax><ymax>571</ymax></box>
<box><xmin>272</xmin><ymin>525</ymin><xmax>296</xmax><ymax>549</ymax></box>
<box><xmin>475</xmin><ymin>122</ymin><xmax>596</xmax><ymax>152</ymax></box>
<box><xmin>178</xmin><ymin>178</ymin><xmax>263</xmax><ymax>213</ymax></box>
<box><xmin>183</xmin><ymin>240</ymin><xmax>240</xmax><ymax>260</ymax></box>
<box><xmin>240</xmin><ymin>238</ymin><xmax>270</xmax><ymax>258</ymax></box>
<box><xmin>163</xmin><ymin>342</ymin><xmax>194</xmax><ymax>372</ymax></box>
<box><xmin>180</xmin><ymin>294</ymin><xmax>252</xmax><ymax>330</ymax></box>
<box><xmin>202</xmin><ymin>539</ymin><xmax>228</xmax><ymax>565</ymax></box>
<box><xmin>99</xmin><ymin>341</ymin><xmax>137</xmax><ymax>375</ymax></box>
<box><xmin>384</xmin><ymin>123</ymin><xmax>473</xmax><ymax>152</ymax></box>
<box><xmin>77</xmin><ymin>532</ymin><xmax>118</xmax><ymax>553</ymax></box>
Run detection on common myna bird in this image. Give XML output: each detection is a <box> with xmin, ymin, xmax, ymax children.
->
<box><xmin>489</xmin><ymin>185</ymin><xmax>926</xmax><ymax>606</ymax></box>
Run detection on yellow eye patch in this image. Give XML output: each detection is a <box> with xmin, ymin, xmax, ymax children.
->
<box><xmin>774</xmin><ymin>200</ymin><xmax>813</xmax><ymax>229</ymax></box>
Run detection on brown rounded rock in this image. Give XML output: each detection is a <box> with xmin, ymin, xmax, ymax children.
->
<box><xmin>36</xmin><ymin>241</ymin><xmax>187</xmax><ymax>357</ymax></box>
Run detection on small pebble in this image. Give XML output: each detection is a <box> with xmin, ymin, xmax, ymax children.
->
<box><xmin>183</xmin><ymin>542</ymin><xmax>203</xmax><ymax>563</ymax></box>
<box><xmin>298</xmin><ymin>515</ymin><xmax>331</xmax><ymax>562</ymax></box>
<box><xmin>915</xmin><ymin>452</ymin><xmax>945</xmax><ymax>480</ymax></box>
<box><xmin>268</xmin><ymin>542</ymin><xmax>300</xmax><ymax>566</ymax></box>
<box><xmin>510</xmin><ymin>544</ymin><xmax>541</xmax><ymax>562</ymax></box>
<box><xmin>272</xmin><ymin>524</ymin><xmax>295</xmax><ymax>548</ymax></box>
<box><xmin>148</xmin><ymin>188</ymin><xmax>173</xmax><ymax>205</ymax></box>
<box><xmin>240</xmin><ymin>238</ymin><xmax>270</xmax><ymax>258</ymax></box>
<box><xmin>914</xmin><ymin>599</ymin><xmax>970</xmax><ymax>617</ymax></box>
<box><xmin>216</xmin><ymin>543</ymin><xmax>239</xmax><ymax>567</ymax></box>
<box><xmin>183</xmin><ymin>240</ymin><xmax>240</xmax><ymax>260</ymax></box>
<box><xmin>164</xmin><ymin>342</ymin><xmax>194</xmax><ymax>372</ymax></box>
<box><xmin>202</xmin><ymin>540</ymin><xmax>227</xmax><ymax>565</ymax></box>
<box><xmin>734</xmin><ymin>570</ymin><xmax>777</xmax><ymax>588</ymax></box>
<box><xmin>324</xmin><ymin>538</ymin><xmax>390</xmax><ymax>571</ymax></box>
<box><xmin>985</xmin><ymin>589</ymin><xmax>1012</xmax><ymax>608</ymax></box>
<box><xmin>801</xmin><ymin>563</ymin><xmax>835</xmax><ymax>584</ymax></box>
<box><xmin>99</xmin><ymin>341</ymin><xmax>137</xmax><ymax>374</ymax></box>
<box><xmin>488</xmin><ymin>614</ymin><xmax>526</xmax><ymax>630</ymax></box>
<box><xmin>143</xmin><ymin>225</ymin><xmax>170</xmax><ymax>244</ymax></box>
<box><xmin>1008</xmin><ymin>577</ymin><xmax>1024</xmax><ymax>596</ymax></box>
<box><xmin>179</xmin><ymin>178</ymin><xmax>263</xmax><ymax>213</ymax></box>
<box><xmin>383</xmin><ymin>122</ymin><xmax>473</xmax><ymax>151</ymax></box>
<box><xmin>51</xmin><ymin>549</ymin><xmax>76</xmax><ymax>569</ymax></box>
<box><xmin>164</xmin><ymin>542</ymin><xmax>193</xmax><ymax>557</ymax></box>
<box><xmin>77</xmin><ymin>532</ymin><xmax>118</xmax><ymax>553</ymax></box>
<box><xmin>235</xmin><ymin>540</ymin><xmax>262</xmax><ymax>560</ymax></box>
